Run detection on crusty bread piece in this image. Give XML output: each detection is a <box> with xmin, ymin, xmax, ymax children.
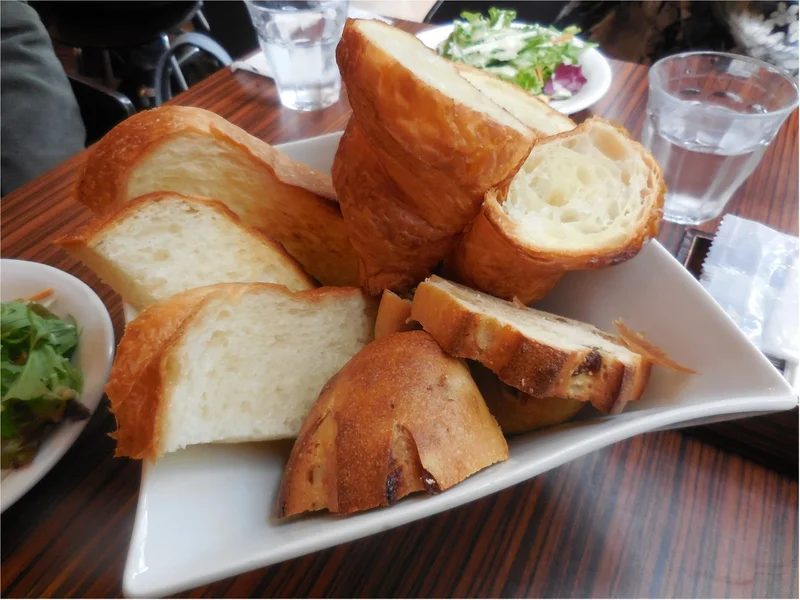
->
<box><xmin>334</xmin><ymin>19</ymin><xmax>535</xmax><ymax>293</ymax></box>
<box><xmin>74</xmin><ymin>106</ymin><xmax>358</xmax><ymax>287</ymax></box>
<box><xmin>374</xmin><ymin>290</ymin><xmax>417</xmax><ymax>339</ymax></box>
<box><xmin>450</xmin><ymin>117</ymin><xmax>666</xmax><ymax>303</ymax></box>
<box><xmin>457</xmin><ymin>68</ymin><xmax>576</xmax><ymax>137</ymax></box>
<box><xmin>278</xmin><ymin>330</ymin><xmax>508</xmax><ymax>517</ymax></box>
<box><xmin>106</xmin><ymin>283</ymin><xmax>377</xmax><ymax>460</ymax></box>
<box><xmin>332</xmin><ymin>120</ymin><xmax>453</xmax><ymax>294</ymax></box>
<box><xmin>56</xmin><ymin>192</ymin><xmax>315</xmax><ymax>311</ymax></box>
<box><xmin>411</xmin><ymin>276</ymin><xmax>651</xmax><ymax>414</ymax></box>
<box><xmin>470</xmin><ymin>363</ymin><xmax>585</xmax><ymax>435</ymax></box>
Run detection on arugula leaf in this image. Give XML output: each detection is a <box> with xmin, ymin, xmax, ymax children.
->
<box><xmin>1</xmin><ymin>299</ymin><xmax>87</xmax><ymax>470</ymax></box>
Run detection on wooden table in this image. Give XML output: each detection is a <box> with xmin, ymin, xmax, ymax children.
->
<box><xmin>2</xmin><ymin>20</ymin><xmax>798</xmax><ymax>598</ymax></box>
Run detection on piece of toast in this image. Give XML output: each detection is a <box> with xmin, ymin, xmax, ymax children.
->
<box><xmin>106</xmin><ymin>282</ymin><xmax>377</xmax><ymax>460</ymax></box>
<box><xmin>278</xmin><ymin>330</ymin><xmax>508</xmax><ymax>517</ymax></box>
<box><xmin>56</xmin><ymin>192</ymin><xmax>315</xmax><ymax>311</ymax></box>
<box><xmin>333</xmin><ymin>19</ymin><xmax>535</xmax><ymax>293</ymax></box>
<box><xmin>411</xmin><ymin>276</ymin><xmax>651</xmax><ymax>414</ymax></box>
<box><xmin>449</xmin><ymin>117</ymin><xmax>666</xmax><ymax>303</ymax></box>
<box><xmin>74</xmin><ymin>106</ymin><xmax>359</xmax><ymax>287</ymax></box>
<box><xmin>469</xmin><ymin>363</ymin><xmax>585</xmax><ymax>435</ymax></box>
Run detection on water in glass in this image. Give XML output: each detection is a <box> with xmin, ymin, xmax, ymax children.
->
<box><xmin>246</xmin><ymin>1</ymin><xmax>348</xmax><ymax>111</ymax></box>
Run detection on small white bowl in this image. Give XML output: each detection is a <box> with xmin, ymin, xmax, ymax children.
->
<box><xmin>0</xmin><ymin>258</ymin><xmax>115</xmax><ymax>512</ymax></box>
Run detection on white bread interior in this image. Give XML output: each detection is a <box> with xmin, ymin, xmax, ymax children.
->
<box><xmin>58</xmin><ymin>193</ymin><xmax>314</xmax><ymax>311</ymax></box>
<box><xmin>458</xmin><ymin>69</ymin><xmax>575</xmax><ymax>136</ymax></box>
<box><xmin>161</xmin><ymin>286</ymin><xmax>376</xmax><ymax>451</ymax></box>
<box><xmin>502</xmin><ymin>118</ymin><xmax>662</xmax><ymax>253</ymax></box>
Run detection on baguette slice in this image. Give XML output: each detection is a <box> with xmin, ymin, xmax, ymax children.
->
<box><xmin>56</xmin><ymin>192</ymin><xmax>315</xmax><ymax>311</ymax></box>
<box><xmin>278</xmin><ymin>330</ymin><xmax>508</xmax><ymax>517</ymax></box>
<box><xmin>106</xmin><ymin>282</ymin><xmax>377</xmax><ymax>460</ymax></box>
<box><xmin>334</xmin><ymin>19</ymin><xmax>535</xmax><ymax>293</ymax></box>
<box><xmin>411</xmin><ymin>276</ymin><xmax>651</xmax><ymax>414</ymax></box>
<box><xmin>450</xmin><ymin>118</ymin><xmax>666</xmax><ymax>303</ymax></box>
<box><xmin>470</xmin><ymin>363</ymin><xmax>585</xmax><ymax>435</ymax></box>
<box><xmin>74</xmin><ymin>106</ymin><xmax>359</xmax><ymax>287</ymax></box>
<box><xmin>374</xmin><ymin>290</ymin><xmax>416</xmax><ymax>339</ymax></box>
<box><xmin>457</xmin><ymin>68</ymin><xmax>576</xmax><ymax>137</ymax></box>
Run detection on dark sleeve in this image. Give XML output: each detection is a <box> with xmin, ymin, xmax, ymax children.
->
<box><xmin>0</xmin><ymin>0</ymin><xmax>86</xmax><ymax>195</ymax></box>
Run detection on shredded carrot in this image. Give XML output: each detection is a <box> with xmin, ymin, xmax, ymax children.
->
<box><xmin>535</xmin><ymin>67</ymin><xmax>543</xmax><ymax>84</ymax></box>
<box><xmin>552</xmin><ymin>32</ymin><xmax>575</xmax><ymax>44</ymax></box>
<box><xmin>27</xmin><ymin>288</ymin><xmax>54</xmax><ymax>302</ymax></box>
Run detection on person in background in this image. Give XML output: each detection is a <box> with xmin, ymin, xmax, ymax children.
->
<box><xmin>554</xmin><ymin>0</ymin><xmax>799</xmax><ymax>76</ymax></box>
<box><xmin>1</xmin><ymin>0</ymin><xmax>86</xmax><ymax>196</ymax></box>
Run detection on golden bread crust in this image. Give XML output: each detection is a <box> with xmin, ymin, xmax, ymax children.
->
<box><xmin>278</xmin><ymin>330</ymin><xmax>508</xmax><ymax>517</ymax></box>
<box><xmin>332</xmin><ymin>120</ymin><xmax>453</xmax><ymax>294</ymax></box>
<box><xmin>410</xmin><ymin>278</ymin><xmax>651</xmax><ymax>414</ymax></box>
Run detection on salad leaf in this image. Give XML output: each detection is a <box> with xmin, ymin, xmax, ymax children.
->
<box><xmin>439</xmin><ymin>9</ymin><xmax>596</xmax><ymax>99</ymax></box>
<box><xmin>1</xmin><ymin>299</ymin><xmax>87</xmax><ymax>470</ymax></box>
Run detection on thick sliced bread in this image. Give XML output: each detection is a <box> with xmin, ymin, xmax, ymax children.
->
<box><xmin>74</xmin><ymin>106</ymin><xmax>359</xmax><ymax>287</ymax></box>
<box><xmin>56</xmin><ymin>192</ymin><xmax>315</xmax><ymax>311</ymax></box>
<box><xmin>450</xmin><ymin>117</ymin><xmax>666</xmax><ymax>303</ymax></box>
<box><xmin>469</xmin><ymin>363</ymin><xmax>585</xmax><ymax>435</ymax></box>
<box><xmin>106</xmin><ymin>283</ymin><xmax>377</xmax><ymax>460</ymax></box>
<box><xmin>334</xmin><ymin>19</ymin><xmax>535</xmax><ymax>293</ymax></box>
<box><xmin>411</xmin><ymin>276</ymin><xmax>651</xmax><ymax>414</ymax></box>
<box><xmin>278</xmin><ymin>330</ymin><xmax>508</xmax><ymax>517</ymax></box>
<box><xmin>457</xmin><ymin>68</ymin><xmax>576</xmax><ymax>137</ymax></box>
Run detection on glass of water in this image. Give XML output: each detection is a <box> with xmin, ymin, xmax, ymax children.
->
<box><xmin>642</xmin><ymin>51</ymin><xmax>798</xmax><ymax>225</ymax></box>
<box><xmin>245</xmin><ymin>1</ymin><xmax>348</xmax><ymax>112</ymax></box>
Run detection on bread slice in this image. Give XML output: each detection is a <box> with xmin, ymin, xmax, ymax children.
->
<box><xmin>278</xmin><ymin>330</ymin><xmax>508</xmax><ymax>517</ymax></box>
<box><xmin>450</xmin><ymin>117</ymin><xmax>666</xmax><ymax>303</ymax></box>
<box><xmin>56</xmin><ymin>192</ymin><xmax>315</xmax><ymax>311</ymax></box>
<box><xmin>74</xmin><ymin>106</ymin><xmax>359</xmax><ymax>287</ymax></box>
<box><xmin>411</xmin><ymin>276</ymin><xmax>651</xmax><ymax>414</ymax></box>
<box><xmin>374</xmin><ymin>290</ymin><xmax>416</xmax><ymax>339</ymax></box>
<box><xmin>457</xmin><ymin>68</ymin><xmax>575</xmax><ymax>137</ymax></box>
<box><xmin>334</xmin><ymin>19</ymin><xmax>535</xmax><ymax>293</ymax></box>
<box><xmin>106</xmin><ymin>283</ymin><xmax>377</xmax><ymax>460</ymax></box>
<box><xmin>469</xmin><ymin>363</ymin><xmax>585</xmax><ymax>435</ymax></box>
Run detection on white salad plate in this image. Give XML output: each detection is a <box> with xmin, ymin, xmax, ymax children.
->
<box><xmin>122</xmin><ymin>132</ymin><xmax>797</xmax><ymax>598</ymax></box>
<box><xmin>0</xmin><ymin>259</ymin><xmax>115</xmax><ymax>513</ymax></box>
<box><xmin>416</xmin><ymin>23</ymin><xmax>613</xmax><ymax>115</ymax></box>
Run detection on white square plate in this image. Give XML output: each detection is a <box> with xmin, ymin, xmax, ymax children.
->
<box><xmin>122</xmin><ymin>132</ymin><xmax>797</xmax><ymax>598</ymax></box>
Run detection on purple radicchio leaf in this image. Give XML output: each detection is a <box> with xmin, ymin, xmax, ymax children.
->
<box><xmin>544</xmin><ymin>64</ymin><xmax>587</xmax><ymax>97</ymax></box>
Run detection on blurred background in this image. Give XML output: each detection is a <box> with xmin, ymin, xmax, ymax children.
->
<box><xmin>1</xmin><ymin>0</ymin><xmax>796</xmax><ymax>194</ymax></box>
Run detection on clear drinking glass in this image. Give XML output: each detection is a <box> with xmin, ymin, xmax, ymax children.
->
<box><xmin>244</xmin><ymin>0</ymin><xmax>348</xmax><ymax>111</ymax></box>
<box><xmin>642</xmin><ymin>51</ymin><xmax>798</xmax><ymax>226</ymax></box>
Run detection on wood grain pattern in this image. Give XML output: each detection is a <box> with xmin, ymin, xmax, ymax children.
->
<box><xmin>1</xmin><ymin>21</ymin><xmax>797</xmax><ymax>598</ymax></box>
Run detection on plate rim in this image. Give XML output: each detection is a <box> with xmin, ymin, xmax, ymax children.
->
<box><xmin>0</xmin><ymin>258</ymin><xmax>116</xmax><ymax>513</ymax></box>
<box><xmin>415</xmin><ymin>22</ymin><xmax>613</xmax><ymax>115</ymax></box>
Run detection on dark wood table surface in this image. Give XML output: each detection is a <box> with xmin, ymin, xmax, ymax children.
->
<box><xmin>2</xmin><ymin>20</ymin><xmax>798</xmax><ymax>599</ymax></box>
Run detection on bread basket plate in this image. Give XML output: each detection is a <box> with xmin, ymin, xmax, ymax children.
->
<box><xmin>122</xmin><ymin>132</ymin><xmax>797</xmax><ymax>598</ymax></box>
<box><xmin>415</xmin><ymin>23</ymin><xmax>613</xmax><ymax>115</ymax></box>
<box><xmin>0</xmin><ymin>259</ymin><xmax>115</xmax><ymax>513</ymax></box>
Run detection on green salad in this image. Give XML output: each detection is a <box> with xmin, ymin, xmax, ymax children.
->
<box><xmin>1</xmin><ymin>296</ymin><xmax>88</xmax><ymax>470</ymax></box>
<box><xmin>440</xmin><ymin>8</ymin><xmax>595</xmax><ymax>99</ymax></box>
